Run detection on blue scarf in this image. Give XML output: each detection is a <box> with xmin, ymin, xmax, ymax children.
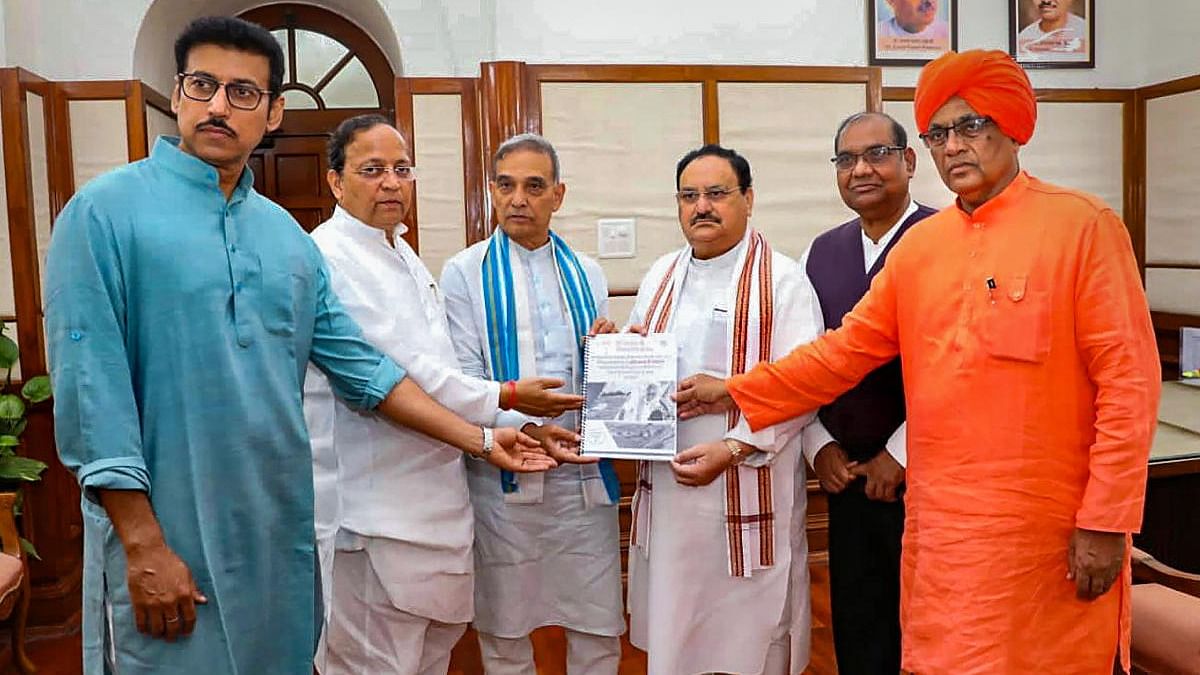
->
<box><xmin>482</xmin><ymin>228</ymin><xmax>620</xmax><ymax>502</ymax></box>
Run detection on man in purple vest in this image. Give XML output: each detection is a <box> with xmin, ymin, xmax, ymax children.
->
<box><xmin>801</xmin><ymin>111</ymin><xmax>937</xmax><ymax>675</ymax></box>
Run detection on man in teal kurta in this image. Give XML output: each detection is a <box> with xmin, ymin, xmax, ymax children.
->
<box><xmin>44</xmin><ymin>17</ymin><xmax>551</xmax><ymax>675</ymax></box>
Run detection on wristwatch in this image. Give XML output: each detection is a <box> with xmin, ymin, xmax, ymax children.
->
<box><xmin>480</xmin><ymin>426</ymin><xmax>494</xmax><ymax>459</ymax></box>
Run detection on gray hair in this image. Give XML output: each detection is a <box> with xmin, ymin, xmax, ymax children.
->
<box><xmin>493</xmin><ymin>133</ymin><xmax>561</xmax><ymax>182</ymax></box>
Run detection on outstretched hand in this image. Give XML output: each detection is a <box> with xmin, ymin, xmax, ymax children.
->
<box><xmin>522</xmin><ymin>423</ymin><xmax>598</xmax><ymax>465</ymax></box>
<box><xmin>510</xmin><ymin>377</ymin><xmax>585</xmax><ymax>418</ymax></box>
<box><xmin>487</xmin><ymin>427</ymin><xmax>558</xmax><ymax>473</ymax></box>
<box><xmin>674</xmin><ymin>373</ymin><xmax>736</xmax><ymax>420</ymax></box>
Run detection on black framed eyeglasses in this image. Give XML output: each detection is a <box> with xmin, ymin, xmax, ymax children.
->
<box><xmin>177</xmin><ymin>72</ymin><xmax>272</xmax><ymax>111</ymax></box>
<box><xmin>675</xmin><ymin>186</ymin><xmax>741</xmax><ymax>205</ymax></box>
<box><xmin>919</xmin><ymin>116</ymin><xmax>994</xmax><ymax>148</ymax></box>
<box><xmin>831</xmin><ymin>145</ymin><xmax>905</xmax><ymax>172</ymax></box>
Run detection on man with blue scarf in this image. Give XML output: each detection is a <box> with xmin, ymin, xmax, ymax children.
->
<box><xmin>442</xmin><ymin>134</ymin><xmax>624</xmax><ymax>673</ymax></box>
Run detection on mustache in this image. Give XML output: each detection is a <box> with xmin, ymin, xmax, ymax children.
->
<box><xmin>196</xmin><ymin>118</ymin><xmax>236</xmax><ymax>136</ymax></box>
<box><xmin>691</xmin><ymin>214</ymin><xmax>721</xmax><ymax>225</ymax></box>
<box><xmin>918</xmin><ymin>0</ymin><xmax>935</xmax><ymax>10</ymax></box>
<box><xmin>1038</xmin><ymin>0</ymin><xmax>1056</xmax><ymax>7</ymax></box>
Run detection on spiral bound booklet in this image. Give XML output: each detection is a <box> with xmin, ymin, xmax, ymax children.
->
<box><xmin>580</xmin><ymin>333</ymin><xmax>677</xmax><ymax>461</ymax></box>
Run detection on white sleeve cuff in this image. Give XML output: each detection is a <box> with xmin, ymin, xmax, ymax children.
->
<box><xmin>801</xmin><ymin>418</ymin><xmax>836</xmax><ymax>469</ymax></box>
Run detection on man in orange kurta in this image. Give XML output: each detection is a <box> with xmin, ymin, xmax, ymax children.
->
<box><xmin>673</xmin><ymin>50</ymin><xmax>1161</xmax><ymax>674</ymax></box>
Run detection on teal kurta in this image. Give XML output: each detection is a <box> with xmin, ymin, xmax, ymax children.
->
<box><xmin>44</xmin><ymin>137</ymin><xmax>406</xmax><ymax>675</ymax></box>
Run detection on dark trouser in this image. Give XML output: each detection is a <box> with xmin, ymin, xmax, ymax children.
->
<box><xmin>828</xmin><ymin>483</ymin><xmax>905</xmax><ymax>675</ymax></box>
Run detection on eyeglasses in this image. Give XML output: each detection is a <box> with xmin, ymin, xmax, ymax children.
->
<box><xmin>919</xmin><ymin>116</ymin><xmax>994</xmax><ymax>148</ymax></box>
<box><xmin>351</xmin><ymin>165</ymin><xmax>417</xmax><ymax>181</ymax></box>
<box><xmin>831</xmin><ymin>145</ymin><xmax>905</xmax><ymax>172</ymax></box>
<box><xmin>178</xmin><ymin>72</ymin><xmax>272</xmax><ymax>111</ymax></box>
<box><xmin>675</xmin><ymin>186</ymin><xmax>741</xmax><ymax>205</ymax></box>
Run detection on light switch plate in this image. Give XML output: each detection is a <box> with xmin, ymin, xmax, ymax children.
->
<box><xmin>597</xmin><ymin>218</ymin><xmax>636</xmax><ymax>259</ymax></box>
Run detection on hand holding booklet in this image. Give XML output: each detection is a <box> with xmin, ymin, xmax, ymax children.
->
<box><xmin>580</xmin><ymin>333</ymin><xmax>677</xmax><ymax>461</ymax></box>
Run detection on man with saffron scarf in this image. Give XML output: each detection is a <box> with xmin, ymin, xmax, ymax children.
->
<box><xmin>628</xmin><ymin>144</ymin><xmax>822</xmax><ymax>674</ymax></box>
<box><xmin>675</xmin><ymin>50</ymin><xmax>1160</xmax><ymax>674</ymax></box>
<box><xmin>441</xmin><ymin>134</ymin><xmax>624</xmax><ymax>673</ymax></box>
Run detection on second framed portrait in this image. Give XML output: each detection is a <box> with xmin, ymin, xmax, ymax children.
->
<box><xmin>1009</xmin><ymin>0</ymin><xmax>1095</xmax><ymax>68</ymax></box>
<box><xmin>869</xmin><ymin>0</ymin><xmax>958</xmax><ymax>66</ymax></box>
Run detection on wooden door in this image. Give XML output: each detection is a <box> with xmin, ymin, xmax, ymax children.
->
<box><xmin>248</xmin><ymin>135</ymin><xmax>332</xmax><ymax>232</ymax></box>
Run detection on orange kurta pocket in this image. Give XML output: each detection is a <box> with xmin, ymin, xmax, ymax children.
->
<box><xmin>979</xmin><ymin>275</ymin><xmax>1050</xmax><ymax>363</ymax></box>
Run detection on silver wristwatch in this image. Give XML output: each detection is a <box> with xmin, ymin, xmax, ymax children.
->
<box><xmin>479</xmin><ymin>426</ymin><xmax>494</xmax><ymax>459</ymax></box>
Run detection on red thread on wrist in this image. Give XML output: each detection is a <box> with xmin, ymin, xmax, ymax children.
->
<box><xmin>502</xmin><ymin>380</ymin><xmax>517</xmax><ymax>410</ymax></box>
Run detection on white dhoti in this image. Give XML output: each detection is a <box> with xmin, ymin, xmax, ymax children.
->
<box><xmin>324</xmin><ymin>547</ymin><xmax>468</xmax><ymax>675</ymax></box>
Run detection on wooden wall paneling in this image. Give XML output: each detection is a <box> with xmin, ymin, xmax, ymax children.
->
<box><xmin>125</xmin><ymin>81</ymin><xmax>149</xmax><ymax>161</ymax></box>
<box><xmin>702</xmin><ymin>79</ymin><xmax>720</xmax><ymax>144</ymax></box>
<box><xmin>1139</xmin><ymin>75</ymin><xmax>1200</xmax><ymax>368</ymax></box>
<box><xmin>0</xmin><ymin>68</ymin><xmax>83</xmax><ymax>635</ymax></box>
<box><xmin>394</xmin><ymin>76</ymin><xmax>418</xmax><ymax>252</ymax></box>
<box><xmin>480</xmin><ymin>61</ymin><xmax>528</xmax><ymax>184</ymax></box>
<box><xmin>399</xmin><ymin>77</ymin><xmax>486</xmax><ymax>257</ymax></box>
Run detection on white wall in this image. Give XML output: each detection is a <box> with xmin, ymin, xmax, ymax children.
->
<box><xmin>0</xmin><ymin>0</ymin><xmax>1189</xmax><ymax>88</ymax></box>
<box><xmin>1143</xmin><ymin>1</ymin><xmax>1200</xmax><ymax>86</ymax></box>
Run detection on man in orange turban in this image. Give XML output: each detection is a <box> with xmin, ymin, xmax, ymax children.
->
<box><xmin>673</xmin><ymin>49</ymin><xmax>1160</xmax><ymax>674</ymax></box>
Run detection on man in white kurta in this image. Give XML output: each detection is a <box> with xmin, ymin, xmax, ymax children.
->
<box><xmin>626</xmin><ymin>145</ymin><xmax>822</xmax><ymax>675</ymax></box>
<box><xmin>441</xmin><ymin>134</ymin><xmax>624</xmax><ymax>673</ymax></box>
<box><xmin>304</xmin><ymin>117</ymin><xmax>579</xmax><ymax>674</ymax></box>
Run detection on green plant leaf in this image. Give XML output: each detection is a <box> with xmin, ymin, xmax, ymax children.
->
<box><xmin>19</xmin><ymin>537</ymin><xmax>39</xmax><ymax>561</ymax></box>
<box><xmin>0</xmin><ymin>455</ymin><xmax>47</xmax><ymax>481</ymax></box>
<box><xmin>21</xmin><ymin>376</ymin><xmax>51</xmax><ymax>404</ymax></box>
<box><xmin>10</xmin><ymin>419</ymin><xmax>25</xmax><ymax>438</ymax></box>
<box><xmin>0</xmin><ymin>335</ymin><xmax>16</xmax><ymax>370</ymax></box>
<box><xmin>0</xmin><ymin>394</ymin><xmax>23</xmax><ymax>420</ymax></box>
<box><xmin>0</xmin><ymin>435</ymin><xmax>18</xmax><ymax>447</ymax></box>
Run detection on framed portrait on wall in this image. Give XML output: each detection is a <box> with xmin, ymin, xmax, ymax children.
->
<box><xmin>1010</xmin><ymin>0</ymin><xmax>1095</xmax><ymax>68</ymax></box>
<box><xmin>869</xmin><ymin>0</ymin><xmax>958</xmax><ymax>66</ymax></box>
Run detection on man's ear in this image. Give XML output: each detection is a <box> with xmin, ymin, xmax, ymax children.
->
<box><xmin>904</xmin><ymin>146</ymin><xmax>917</xmax><ymax>177</ymax></box>
<box><xmin>551</xmin><ymin>182</ymin><xmax>567</xmax><ymax>213</ymax></box>
<box><xmin>326</xmin><ymin>169</ymin><xmax>343</xmax><ymax>203</ymax></box>
<box><xmin>744</xmin><ymin>187</ymin><xmax>755</xmax><ymax>217</ymax></box>
<box><xmin>265</xmin><ymin>94</ymin><xmax>285</xmax><ymax>133</ymax></box>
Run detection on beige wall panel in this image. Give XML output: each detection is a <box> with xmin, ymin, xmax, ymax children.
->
<box><xmin>0</xmin><ymin>109</ymin><xmax>13</xmax><ymax>318</ymax></box>
<box><xmin>607</xmin><ymin>294</ymin><xmax>636</xmax><ymax>328</ymax></box>
<box><xmin>412</xmin><ymin>93</ymin><xmax>468</xmax><ymax>279</ymax></box>
<box><xmin>1147</xmin><ymin>91</ymin><xmax>1200</xmax><ymax>266</ymax></box>
<box><xmin>147</xmin><ymin>105</ymin><xmax>176</xmax><ymax>146</ymax></box>
<box><xmin>27</xmin><ymin>93</ymin><xmax>51</xmax><ymax>306</ymax></box>
<box><xmin>69</xmin><ymin>100</ymin><xmax>129</xmax><ymax>190</ymax></box>
<box><xmin>540</xmin><ymin>82</ymin><xmax>703</xmax><ymax>292</ymax></box>
<box><xmin>887</xmin><ymin>101</ymin><xmax>1125</xmax><ymax>221</ymax></box>
<box><xmin>1146</xmin><ymin>268</ymin><xmax>1200</xmax><ymax>315</ymax></box>
<box><xmin>1022</xmin><ymin>102</ymin><xmax>1124</xmax><ymax>218</ymax></box>
<box><xmin>883</xmin><ymin>100</ymin><xmax>957</xmax><ymax>211</ymax></box>
<box><xmin>719</xmin><ymin>82</ymin><xmax>864</xmax><ymax>260</ymax></box>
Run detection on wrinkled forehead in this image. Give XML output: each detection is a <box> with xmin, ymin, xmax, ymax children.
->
<box><xmin>927</xmin><ymin>96</ymin><xmax>980</xmax><ymax>127</ymax></box>
<box><xmin>495</xmin><ymin>149</ymin><xmax>556</xmax><ymax>182</ymax></box>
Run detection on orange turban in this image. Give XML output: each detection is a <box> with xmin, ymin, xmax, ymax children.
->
<box><xmin>914</xmin><ymin>49</ymin><xmax>1037</xmax><ymax>145</ymax></box>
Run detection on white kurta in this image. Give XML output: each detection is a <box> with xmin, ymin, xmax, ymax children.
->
<box><xmin>303</xmin><ymin>207</ymin><xmax>501</xmax><ymax>631</ymax></box>
<box><xmin>440</xmin><ymin>237</ymin><xmax>625</xmax><ymax>639</ymax></box>
<box><xmin>626</xmin><ymin>237</ymin><xmax>822</xmax><ymax>675</ymax></box>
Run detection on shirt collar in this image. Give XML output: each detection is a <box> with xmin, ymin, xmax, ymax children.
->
<box><xmin>331</xmin><ymin>205</ymin><xmax>409</xmax><ymax>245</ymax></box>
<box><xmin>954</xmin><ymin>170</ymin><xmax>1031</xmax><ymax>223</ymax></box>
<box><xmin>862</xmin><ymin>197</ymin><xmax>916</xmax><ymax>251</ymax></box>
<box><xmin>150</xmin><ymin>136</ymin><xmax>255</xmax><ymax>203</ymax></box>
